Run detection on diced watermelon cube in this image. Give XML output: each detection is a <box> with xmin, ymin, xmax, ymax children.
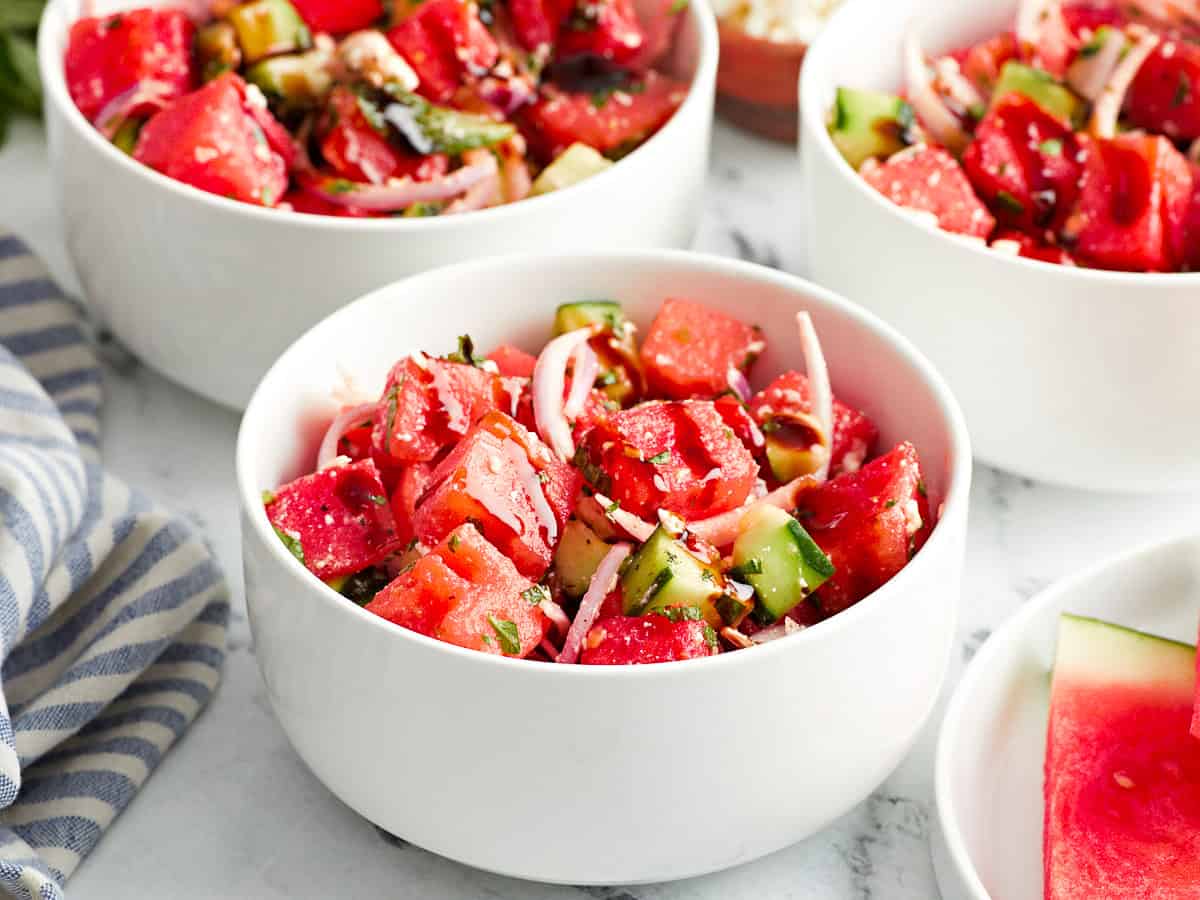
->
<box><xmin>487</xmin><ymin>344</ymin><xmax>538</xmax><ymax>378</ymax></box>
<box><xmin>582</xmin><ymin>400</ymin><xmax>759</xmax><ymax>521</ymax></box>
<box><xmin>390</xmin><ymin>462</ymin><xmax>435</xmax><ymax>544</ymax></box>
<box><xmin>712</xmin><ymin>394</ymin><xmax>764</xmax><ymax>456</ymax></box>
<box><xmin>795</xmin><ymin>441</ymin><xmax>932</xmax><ymax>617</ymax></box>
<box><xmin>749</xmin><ymin>371</ymin><xmax>879</xmax><ymax>477</ymax></box>
<box><xmin>387</xmin><ymin>0</ymin><xmax>498</xmax><ymax>103</ymax></box>
<box><xmin>556</xmin><ymin>0</ymin><xmax>645</xmax><ymax>65</ymax></box>
<box><xmin>1065</xmin><ymin>134</ymin><xmax>1193</xmax><ymax>272</ymax></box>
<box><xmin>860</xmin><ymin>145</ymin><xmax>996</xmax><ymax>239</ymax></box>
<box><xmin>1127</xmin><ymin>38</ymin><xmax>1200</xmax><ymax>142</ymax></box>
<box><xmin>367</xmin><ymin>524</ymin><xmax>548</xmax><ymax>656</ymax></box>
<box><xmin>372</xmin><ymin>354</ymin><xmax>510</xmax><ymax>465</ymax></box>
<box><xmin>266</xmin><ymin>459</ymin><xmax>403</xmax><ymax>580</ymax></box>
<box><xmin>962</xmin><ymin>93</ymin><xmax>1081</xmax><ymax>232</ymax></box>
<box><xmin>65</xmin><ymin>8</ymin><xmax>195</xmax><ymax>123</ymax></box>
<box><xmin>319</xmin><ymin>86</ymin><xmax>422</xmax><ymax>185</ymax></box>
<box><xmin>1059</xmin><ymin>1</ymin><xmax>1127</xmax><ymax>35</ymax></box>
<box><xmin>960</xmin><ymin>32</ymin><xmax>1018</xmax><ymax>92</ymax></box>
<box><xmin>1021</xmin><ymin>2</ymin><xmax>1075</xmax><ymax>78</ymax></box>
<box><xmin>134</xmin><ymin>73</ymin><xmax>289</xmax><ymax>206</ymax></box>
<box><xmin>290</xmin><ymin>0</ymin><xmax>385</xmax><ymax>34</ymax></box>
<box><xmin>580</xmin><ymin>614</ymin><xmax>718</xmax><ymax>664</ymax></box>
<box><xmin>519</xmin><ymin>71</ymin><xmax>687</xmax><ymax>160</ymax></box>
<box><xmin>509</xmin><ymin>0</ymin><xmax>571</xmax><ymax>51</ymax></box>
<box><xmin>412</xmin><ymin>411</ymin><xmax>581</xmax><ymax>578</ymax></box>
<box><xmin>1171</xmin><ymin>163</ymin><xmax>1200</xmax><ymax>272</ymax></box>
<box><xmin>640</xmin><ymin>298</ymin><xmax>765</xmax><ymax>400</ymax></box>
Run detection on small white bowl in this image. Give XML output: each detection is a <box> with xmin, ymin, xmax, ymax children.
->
<box><xmin>236</xmin><ymin>250</ymin><xmax>972</xmax><ymax>884</ymax></box>
<box><xmin>37</xmin><ymin>0</ymin><xmax>717</xmax><ymax>410</ymax></box>
<box><xmin>933</xmin><ymin>533</ymin><xmax>1200</xmax><ymax>900</ymax></box>
<box><xmin>799</xmin><ymin>0</ymin><xmax>1200</xmax><ymax>493</ymax></box>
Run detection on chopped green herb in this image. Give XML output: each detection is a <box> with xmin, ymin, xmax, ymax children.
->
<box><xmin>521</xmin><ymin>585</ymin><xmax>549</xmax><ymax>606</ymax></box>
<box><xmin>368</xmin><ymin>494</ymin><xmax>388</xmax><ymax>506</ymax></box>
<box><xmin>326</xmin><ymin>178</ymin><xmax>355</xmax><ymax>194</ymax></box>
<box><xmin>917</xmin><ymin>479</ymin><xmax>928</xmax><ymax>497</ymax></box>
<box><xmin>1038</xmin><ymin>138</ymin><xmax>1063</xmax><ymax>156</ymax></box>
<box><xmin>605</xmin><ymin>499</ymin><xmax>620</xmax><ymax>514</ymax></box>
<box><xmin>647</xmin><ymin>450</ymin><xmax>670</xmax><ymax>464</ymax></box>
<box><xmin>488</xmin><ymin>615</ymin><xmax>522</xmax><ymax>654</ymax></box>
<box><xmin>1175</xmin><ymin>72</ymin><xmax>1192</xmax><ymax>107</ymax></box>
<box><xmin>761</xmin><ymin>419</ymin><xmax>781</xmax><ymax>434</ymax></box>
<box><xmin>885</xmin><ymin>499</ymin><xmax>898</xmax><ymax>509</ymax></box>
<box><xmin>448</xmin><ymin>533</ymin><xmax>461</xmax><ymax>552</ymax></box>
<box><xmin>669</xmin><ymin>0</ymin><xmax>688</xmax><ymax>11</ymax></box>
<box><xmin>968</xmin><ymin>102</ymin><xmax>986</xmax><ymax>121</ymax></box>
<box><xmin>262</xmin><ymin>489</ymin><xmax>277</xmax><ymax>506</ymax></box>
<box><xmin>703</xmin><ymin>623</ymin><xmax>719</xmax><ymax>651</ymax></box>
<box><xmin>481</xmin><ymin>633</ymin><xmax>495</xmax><ymax>646</ymax></box>
<box><xmin>383</xmin><ymin>384</ymin><xmax>399</xmax><ymax>449</ymax></box>
<box><xmin>597</xmin><ymin>369</ymin><xmax>620</xmax><ymax>387</ymax></box>
<box><xmin>447</xmin><ymin>334</ymin><xmax>485</xmax><ymax>366</ymax></box>
<box><xmin>995</xmin><ymin>190</ymin><xmax>1026</xmax><ymax>215</ymax></box>
<box><xmin>272</xmin><ymin>526</ymin><xmax>305</xmax><ymax>565</ymax></box>
<box><xmin>656</xmin><ymin>605</ymin><xmax>702</xmax><ymax>622</ymax></box>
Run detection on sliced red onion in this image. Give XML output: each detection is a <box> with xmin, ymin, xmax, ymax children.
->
<box><xmin>94</xmin><ymin>81</ymin><xmax>173</xmax><ymax>139</ymax></box>
<box><xmin>933</xmin><ymin>57</ymin><xmax>984</xmax><ymax>112</ymax></box>
<box><xmin>726</xmin><ymin>366</ymin><xmax>752</xmax><ymax>403</ymax></box>
<box><xmin>688</xmin><ymin>475</ymin><xmax>818</xmax><ymax>548</ymax></box>
<box><xmin>1089</xmin><ymin>25</ymin><xmax>1159</xmax><ymax>138</ymax></box>
<box><xmin>538</xmin><ymin>595</ymin><xmax>572</xmax><ymax>636</ymax></box>
<box><xmin>304</xmin><ymin>155</ymin><xmax>495</xmax><ymax>212</ymax></box>
<box><xmin>502</xmin><ymin>438</ymin><xmax>559</xmax><ymax>543</ymax></box>
<box><xmin>563</xmin><ymin>342</ymin><xmax>599</xmax><ymax>421</ymax></box>
<box><xmin>1066</xmin><ymin>26</ymin><xmax>1127</xmax><ymax>102</ymax></box>
<box><xmin>796</xmin><ymin>311</ymin><xmax>833</xmax><ymax>483</ymax></box>
<box><xmin>557</xmin><ymin>543</ymin><xmax>631</xmax><ymax>664</ymax></box>
<box><xmin>539</xmin><ymin>637</ymin><xmax>561</xmax><ymax>659</ymax></box>
<box><xmin>750</xmin><ymin>617</ymin><xmax>803</xmax><ymax>644</ymax></box>
<box><xmin>316</xmin><ymin>402</ymin><xmax>376</xmax><ymax>470</ymax></box>
<box><xmin>904</xmin><ymin>25</ymin><xmax>970</xmax><ymax>153</ymax></box>
<box><xmin>532</xmin><ymin>327</ymin><xmax>594</xmax><ymax>461</ymax></box>
<box><xmin>590</xmin><ymin>492</ymin><xmax>657</xmax><ymax>542</ymax></box>
<box><xmin>445</xmin><ymin>150</ymin><xmax>501</xmax><ymax>214</ymax></box>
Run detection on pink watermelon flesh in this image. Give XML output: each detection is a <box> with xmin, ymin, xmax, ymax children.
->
<box><xmin>1044</xmin><ymin>613</ymin><xmax>1200</xmax><ymax>900</ymax></box>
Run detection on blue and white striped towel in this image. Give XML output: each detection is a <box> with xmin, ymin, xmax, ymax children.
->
<box><xmin>0</xmin><ymin>232</ymin><xmax>229</xmax><ymax>899</ymax></box>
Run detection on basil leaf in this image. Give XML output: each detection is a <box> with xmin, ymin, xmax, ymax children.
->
<box><xmin>487</xmin><ymin>615</ymin><xmax>521</xmax><ymax>655</ymax></box>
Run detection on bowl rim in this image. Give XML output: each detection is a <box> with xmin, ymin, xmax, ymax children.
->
<box><xmin>37</xmin><ymin>0</ymin><xmax>718</xmax><ymax>231</ymax></box>
<box><xmin>932</xmin><ymin>530</ymin><xmax>1200</xmax><ymax>900</ymax></box>
<box><xmin>235</xmin><ymin>248</ymin><xmax>973</xmax><ymax>678</ymax></box>
<box><xmin>798</xmin><ymin>0</ymin><xmax>1200</xmax><ymax>285</ymax></box>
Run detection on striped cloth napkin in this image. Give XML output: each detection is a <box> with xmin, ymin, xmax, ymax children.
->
<box><xmin>0</xmin><ymin>232</ymin><xmax>229</xmax><ymax>899</ymax></box>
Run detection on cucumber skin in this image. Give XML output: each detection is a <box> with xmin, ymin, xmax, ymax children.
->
<box><xmin>829</xmin><ymin>86</ymin><xmax>915</xmax><ymax>169</ymax></box>
<box><xmin>733</xmin><ymin>506</ymin><xmax>834</xmax><ymax>625</ymax></box>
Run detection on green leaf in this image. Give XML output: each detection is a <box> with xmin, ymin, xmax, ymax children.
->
<box><xmin>647</xmin><ymin>451</ymin><xmax>670</xmax><ymax>464</ymax></box>
<box><xmin>272</xmin><ymin>526</ymin><xmax>306</xmax><ymax>565</ymax></box>
<box><xmin>0</xmin><ymin>31</ymin><xmax>41</xmax><ymax>115</ymax></box>
<box><xmin>0</xmin><ymin>0</ymin><xmax>46</xmax><ymax>31</ymax></box>
<box><xmin>487</xmin><ymin>615</ymin><xmax>521</xmax><ymax>655</ymax></box>
<box><xmin>521</xmin><ymin>585</ymin><xmax>549</xmax><ymax>605</ymax></box>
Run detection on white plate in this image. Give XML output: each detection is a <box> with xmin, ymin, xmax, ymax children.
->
<box><xmin>932</xmin><ymin>534</ymin><xmax>1200</xmax><ymax>900</ymax></box>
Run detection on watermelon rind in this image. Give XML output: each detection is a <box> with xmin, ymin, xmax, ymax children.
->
<box><xmin>1054</xmin><ymin>613</ymin><xmax>1194</xmax><ymax>694</ymax></box>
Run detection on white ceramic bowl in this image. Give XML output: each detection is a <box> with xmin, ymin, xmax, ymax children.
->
<box><xmin>799</xmin><ymin>0</ymin><xmax>1200</xmax><ymax>493</ymax></box>
<box><xmin>37</xmin><ymin>0</ymin><xmax>717</xmax><ymax>410</ymax></box>
<box><xmin>236</xmin><ymin>250</ymin><xmax>972</xmax><ymax>884</ymax></box>
<box><xmin>933</xmin><ymin>533</ymin><xmax>1200</xmax><ymax>900</ymax></box>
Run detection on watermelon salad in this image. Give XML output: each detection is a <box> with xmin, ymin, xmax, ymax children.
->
<box><xmin>829</xmin><ymin>0</ymin><xmax>1200</xmax><ymax>272</ymax></box>
<box><xmin>262</xmin><ymin>298</ymin><xmax>934</xmax><ymax>664</ymax></box>
<box><xmin>1044</xmin><ymin>614</ymin><xmax>1200</xmax><ymax>898</ymax></box>
<box><xmin>64</xmin><ymin>0</ymin><xmax>690</xmax><ymax>216</ymax></box>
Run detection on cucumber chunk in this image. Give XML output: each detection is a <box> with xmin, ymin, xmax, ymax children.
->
<box><xmin>553</xmin><ymin>300</ymin><xmax>641</xmax><ymax>403</ymax></box>
<box><xmin>732</xmin><ymin>505</ymin><xmax>834</xmax><ymax>625</ymax></box>
<box><xmin>195</xmin><ymin>21</ymin><xmax>243</xmax><ymax>81</ymax></box>
<box><xmin>554</xmin><ymin>300</ymin><xmax>627</xmax><ymax>335</ymax></box>
<box><xmin>381</xmin><ymin>90</ymin><xmax>516</xmax><ymax>154</ymax></box>
<box><xmin>531</xmin><ymin>143</ymin><xmax>613</xmax><ymax>196</ymax></box>
<box><xmin>829</xmin><ymin>86</ymin><xmax>916</xmax><ymax>169</ymax></box>
<box><xmin>246</xmin><ymin>46</ymin><xmax>334</xmax><ymax>110</ymax></box>
<box><xmin>111</xmin><ymin>118</ymin><xmax>143</xmax><ymax>155</ymax></box>
<box><xmin>991</xmin><ymin>61</ymin><xmax>1081</xmax><ymax>124</ymax></box>
<box><xmin>620</xmin><ymin>526</ymin><xmax>725</xmax><ymax>626</ymax></box>
<box><xmin>227</xmin><ymin>0</ymin><xmax>311</xmax><ymax>65</ymax></box>
<box><xmin>554</xmin><ymin>520</ymin><xmax>612</xmax><ymax>598</ymax></box>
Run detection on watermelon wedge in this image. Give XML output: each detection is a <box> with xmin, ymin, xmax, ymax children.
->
<box><xmin>1044</xmin><ymin>613</ymin><xmax>1200</xmax><ymax>900</ymax></box>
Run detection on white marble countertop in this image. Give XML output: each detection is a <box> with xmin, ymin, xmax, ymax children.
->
<box><xmin>3</xmin><ymin>117</ymin><xmax>1199</xmax><ymax>899</ymax></box>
